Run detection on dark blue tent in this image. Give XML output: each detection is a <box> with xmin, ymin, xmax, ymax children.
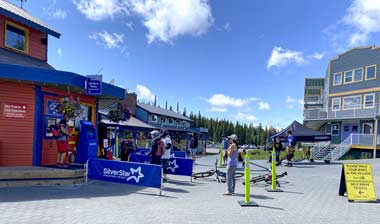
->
<box><xmin>269</xmin><ymin>120</ymin><xmax>331</xmax><ymax>143</ymax></box>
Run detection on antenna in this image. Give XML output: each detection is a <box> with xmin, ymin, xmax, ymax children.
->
<box><xmin>19</xmin><ymin>0</ymin><xmax>27</xmax><ymax>8</ymax></box>
<box><xmin>95</xmin><ymin>67</ymin><xmax>104</xmax><ymax>75</ymax></box>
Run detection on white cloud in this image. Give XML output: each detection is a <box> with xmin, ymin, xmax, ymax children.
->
<box><xmin>73</xmin><ymin>0</ymin><xmax>128</xmax><ymax>21</ymax></box>
<box><xmin>325</xmin><ymin>0</ymin><xmax>380</xmax><ymax>48</ymax></box>
<box><xmin>310</xmin><ymin>52</ymin><xmax>325</xmax><ymax>60</ymax></box>
<box><xmin>285</xmin><ymin>96</ymin><xmax>303</xmax><ymax>110</ymax></box>
<box><xmin>209</xmin><ymin>107</ymin><xmax>227</xmax><ymax>112</ymax></box>
<box><xmin>207</xmin><ymin>94</ymin><xmax>247</xmax><ymax>107</ymax></box>
<box><xmin>57</xmin><ymin>48</ymin><xmax>62</xmax><ymax>57</ymax></box>
<box><xmin>129</xmin><ymin>0</ymin><xmax>214</xmax><ymax>43</ymax></box>
<box><xmin>258</xmin><ymin>101</ymin><xmax>270</xmax><ymax>110</ymax></box>
<box><xmin>136</xmin><ymin>84</ymin><xmax>155</xmax><ymax>102</ymax></box>
<box><xmin>126</xmin><ymin>21</ymin><xmax>134</xmax><ymax>31</ymax></box>
<box><xmin>89</xmin><ymin>31</ymin><xmax>125</xmax><ymax>49</ymax></box>
<box><xmin>248</xmin><ymin>97</ymin><xmax>261</xmax><ymax>101</ymax></box>
<box><xmin>231</xmin><ymin>112</ymin><xmax>257</xmax><ymax>122</ymax></box>
<box><xmin>224</xmin><ymin>22</ymin><xmax>231</xmax><ymax>32</ymax></box>
<box><xmin>44</xmin><ymin>0</ymin><xmax>67</xmax><ymax>19</ymax></box>
<box><xmin>267</xmin><ymin>47</ymin><xmax>306</xmax><ymax>70</ymax></box>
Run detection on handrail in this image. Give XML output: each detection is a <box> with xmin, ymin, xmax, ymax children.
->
<box><xmin>304</xmin><ymin>103</ymin><xmax>380</xmax><ymax>120</ymax></box>
<box><xmin>310</xmin><ymin>141</ymin><xmax>330</xmax><ymax>159</ymax></box>
<box><xmin>330</xmin><ymin>134</ymin><xmax>374</xmax><ymax>161</ymax></box>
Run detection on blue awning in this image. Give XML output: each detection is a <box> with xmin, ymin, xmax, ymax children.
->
<box><xmin>0</xmin><ymin>63</ymin><xmax>125</xmax><ymax>99</ymax></box>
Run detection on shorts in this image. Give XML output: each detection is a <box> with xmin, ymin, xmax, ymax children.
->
<box><xmin>57</xmin><ymin>140</ymin><xmax>69</xmax><ymax>153</ymax></box>
<box><xmin>161</xmin><ymin>159</ymin><xmax>169</xmax><ymax>174</ymax></box>
<box><xmin>190</xmin><ymin>148</ymin><xmax>198</xmax><ymax>156</ymax></box>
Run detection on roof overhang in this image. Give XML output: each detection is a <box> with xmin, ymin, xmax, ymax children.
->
<box><xmin>0</xmin><ymin>64</ymin><xmax>124</xmax><ymax>99</ymax></box>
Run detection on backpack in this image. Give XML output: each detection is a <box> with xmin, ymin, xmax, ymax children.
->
<box><xmin>291</xmin><ymin>136</ymin><xmax>297</xmax><ymax>147</ymax></box>
<box><xmin>50</xmin><ymin>124</ymin><xmax>61</xmax><ymax>138</ymax></box>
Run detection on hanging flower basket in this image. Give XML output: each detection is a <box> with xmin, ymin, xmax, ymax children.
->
<box><xmin>108</xmin><ymin>102</ymin><xmax>131</xmax><ymax>122</ymax></box>
<box><xmin>55</xmin><ymin>97</ymin><xmax>83</xmax><ymax>118</ymax></box>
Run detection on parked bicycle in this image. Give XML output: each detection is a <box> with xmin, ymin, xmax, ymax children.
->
<box><xmin>192</xmin><ymin>159</ymin><xmax>244</xmax><ymax>183</ymax></box>
<box><xmin>242</xmin><ymin>171</ymin><xmax>288</xmax><ymax>187</ymax></box>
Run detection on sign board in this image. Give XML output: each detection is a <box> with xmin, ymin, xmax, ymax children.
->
<box><xmin>338</xmin><ymin>164</ymin><xmax>377</xmax><ymax>202</ymax></box>
<box><xmin>3</xmin><ymin>103</ymin><xmax>27</xmax><ymax>118</ymax></box>
<box><xmin>87</xmin><ymin>159</ymin><xmax>162</xmax><ymax>189</ymax></box>
<box><xmin>85</xmin><ymin>75</ymin><xmax>102</xmax><ymax>96</ymax></box>
<box><xmin>46</xmin><ymin>100</ymin><xmax>61</xmax><ymax>115</ymax></box>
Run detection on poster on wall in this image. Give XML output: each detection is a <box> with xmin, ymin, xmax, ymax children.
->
<box><xmin>3</xmin><ymin>103</ymin><xmax>27</xmax><ymax>118</ymax></box>
<box><xmin>46</xmin><ymin>100</ymin><xmax>61</xmax><ymax>116</ymax></box>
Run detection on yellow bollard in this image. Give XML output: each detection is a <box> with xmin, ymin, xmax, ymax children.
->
<box><xmin>238</xmin><ymin>154</ymin><xmax>258</xmax><ymax>207</ymax></box>
<box><xmin>219</xmin><ymin>148</ymin><xmax>223</xmax><ymax>168</ymax></box>
<box><xmin>266</xmin><ymin>147</ymin><xmax>283</xmax><ymax>192</ymax></box>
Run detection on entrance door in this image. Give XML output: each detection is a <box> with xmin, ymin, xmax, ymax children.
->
<box><xmin>362</xmin><ymin>122</ymin><xmax>373</xmax><ymax>134</ymax></box>
<box><xmin>342</xmin><ymin>124</ymin><xmax>358</xmax><ymax>141</ymax></box>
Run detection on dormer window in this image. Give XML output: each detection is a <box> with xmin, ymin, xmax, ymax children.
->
<box><xmin>5</xmin><ymin>22</ymin><xmax>28</xmax><ymax>53</ymax></box>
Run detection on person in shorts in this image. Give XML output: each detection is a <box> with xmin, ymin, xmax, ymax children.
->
<box><xmin>56</xmin><ymin>114</ymin><xmax>73</xmax><ymax>168</ymax></box>
<box><xmin>285</xmin><ymin>131</ymin><xmax>295</xmax><ymax>167</ymax></box>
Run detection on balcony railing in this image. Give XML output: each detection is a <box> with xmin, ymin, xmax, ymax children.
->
<box><xmin>304</xmin><ymin>104</ymin><xmax>380</xmax><ymax>120</ymax></box>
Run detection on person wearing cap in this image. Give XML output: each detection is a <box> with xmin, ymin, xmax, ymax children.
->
<box><xmin>161</xmin><ymin>131</ymin><xmax>172</xmax><ymax>181</ymax></box>
<box><xmin>224</xmin><ymin>134</ymin><xmax>239</xmax><ymax>196</ymax></box>
<box><xmin>148</xmin><ymin>130</ymin><xmax>165</xmax><ymax>165</ymax></box>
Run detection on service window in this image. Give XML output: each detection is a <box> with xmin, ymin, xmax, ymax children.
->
<box><xmin>5</xmin><ymin>22</ymin><xmax>28</xmax><ymax>53</ymax></box>
<box><xmin>74</xmin><ymin>104</ymin><xmax>92</xmax><ymax>131</ymax></box>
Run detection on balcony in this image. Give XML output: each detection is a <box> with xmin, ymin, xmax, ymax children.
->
<box><xmin>304</xmin><ymin>105</ymin><xmax>379</xmax><ymax>121</ymax></box>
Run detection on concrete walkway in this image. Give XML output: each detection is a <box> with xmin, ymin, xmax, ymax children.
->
<box><xmin>0</xmin><ymin>155</ymin><xmax>379</xmax><ymax>224</ymax></box>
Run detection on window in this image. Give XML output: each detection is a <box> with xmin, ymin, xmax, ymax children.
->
<box><xmin>161</xmin><ymin>117</ymin><xmax>166</xmax><ymax>123</ymax></box>
<box><xmin>168</xmin><ymin>118</ymin><xmax>173</xmax><ymax>124</ymax></box>
<box><xmin>354</xmin><ymin>68</ymin><xmax>363</xmax><ymax>82</ymax></box>
<box><xmin>365</xmin><ymin>65</ymin><xmax>377</xmax><ymax>80</ymax></box>
<box><xmin>363</xmin><ymin>122</ymin><xmax>373</xmax><ymax>134</ymax></box>
<box><xmin>331</xmin><ymin>124</ymin><xmax>340</xmax><ymax>136</ymax></box>
<box><xmin>333</xmin><ymin>73</ymin><xmax>342</xmax><ymax>86</ymax></box>
<box><xmin>5</xmin><ymin>22</ymin><xmax>28</xmax><ymax>53</ymax></box>
<box><xmin>151</xmin><ymin>115</ymin><xmax>157</xmax><ymax>122</ymax></box>
<box><xmin>332</xmin><ymin>98</ymin><xmax>341</xmax><ymax>111</ymax></box>
<box><xmin>363</xmin><ymin>94</ymin><xmax>375</xmax><ymax>108</ymax></box>
<box><xmin>344</xmin><ymin>70</ymin><xmax>353</xmax><ymax>83</ymax></box>
<box><xmin>343</xmin><ymin>95</ymin><xmax>361</xmax><ymax>110</ymax></box>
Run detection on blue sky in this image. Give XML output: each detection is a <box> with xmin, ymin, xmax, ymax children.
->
<box><xmin>10</xmin><ymin>0</ymin><xmax>380</xmax><ymax>128</ymax></box>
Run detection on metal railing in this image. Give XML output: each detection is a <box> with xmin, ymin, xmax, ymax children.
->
<box><xmin>304</xmin><ymin>104</ymin><xmax>380</xmax><ymax>120</ymax></box>
<box><xmin>310</xmin><ymin>141</ymin><xmax>330</xmax><ymax>159</ymax></box>
<box><xmin>330</xmin><ymin>134</ymin><xmax>374</xmax><ymax>161</ymax></box>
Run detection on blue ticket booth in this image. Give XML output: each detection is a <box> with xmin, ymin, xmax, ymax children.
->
<box><xmin>76</xmin><ymin>121</ymin><xmax>99</xmax><ymax>163</ymax></box>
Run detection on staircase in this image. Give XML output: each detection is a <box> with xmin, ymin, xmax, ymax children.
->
<box><xmin>310</xmin><ymin>141</ymin><xmax>335</xmax><ymax>162</ymax></box>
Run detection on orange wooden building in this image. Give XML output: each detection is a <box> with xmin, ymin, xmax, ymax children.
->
<box><xmin>0</xmin><ymin>1</ymin><xmax>124</xmax><ymax>166</ymax></box>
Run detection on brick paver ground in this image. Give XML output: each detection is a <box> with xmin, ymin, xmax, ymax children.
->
<box><xmin>0</xmin><ymin>155</ymin><xmax>379</xmax><ymax>224</ymax></box>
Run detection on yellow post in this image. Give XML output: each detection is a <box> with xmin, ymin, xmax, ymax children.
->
<box><xmin>115</xmin><ymin>133</ymin><xmax>119</xmax><ymax>159</ymax></box>
<box><xmin>238</xmin><ymin>153</ymin><xmax>258</xmax><ymax>206</ymax></box>
<box><xmin>266</xmin><ymin>147</ymin><xmax>283</xmax><ymax>192</ymax></box>
<box><xmin>219</xmin><ymin>146</ymin><xmax>223</xmax><ymax>168</ymax></box>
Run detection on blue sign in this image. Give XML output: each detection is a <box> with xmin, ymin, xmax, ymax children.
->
<box><xmin>171</xmin><ymin>151</ymin><xmax>186</xmax><ymax>158</ymax></box>
<box><xmin>85</xmin><ymin>75</ymin><xmax>102</xmax><ymax>96</ymax></box>
<box><xmin>166</xmin><ymin>158</ymin><xmax>193</xmax><ymax>177</ymax></box>
<box><xmin>129</xmin><ymin>153</ymin><xmax>150</xmax><ymax>163</ymax></box>
<box><xmin>87</xmin><ymin>159</ymin><xmax>162</xmax><ymax>189</ymax></box>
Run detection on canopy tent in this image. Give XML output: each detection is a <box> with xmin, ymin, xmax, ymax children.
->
<box><xmin>269</xmin><ymin>120</ymin><xmax>331</xmax><ymax>143</ymax></box>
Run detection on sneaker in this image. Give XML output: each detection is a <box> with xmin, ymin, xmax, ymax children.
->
<box><xmin>62</xmin><ymin>164</ymin><xmax>69</xmax><ymax>168</ymax></box>
<box><xmin>223</xmin><ymin>192</ymin><xmax>233</xmax><ymax>196</ymax></box>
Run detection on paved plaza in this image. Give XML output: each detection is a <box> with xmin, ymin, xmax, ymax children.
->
<box><xmin>0</xmin><ymin>155</ymin><xmax>379</xmax><ymax>224</ymax></box>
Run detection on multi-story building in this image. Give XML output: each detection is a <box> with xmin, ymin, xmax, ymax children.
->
<box><xmin>304</xmin><ymin>46</ymin><xmax>380</xmax><ymax>160</ymax></box>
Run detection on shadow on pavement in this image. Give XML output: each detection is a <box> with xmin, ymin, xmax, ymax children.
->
<box><xmin>163</xmin><ymin>187</ymin><xmax>189</xmax><ymax>194</ymax></box>
<box><xmin>0</xmin><ymin>180</ymin><xmax>157</xmax><ymax>203</ymax></box>
<box><xmin>257</xmin><ymin>205</ymin><xmax>284</xmax><ymax>210</ymax></box>
<box><xmin>233</xmin><ymin>193</ymin><xmax>274</xmax><ymax>200</ymax></box>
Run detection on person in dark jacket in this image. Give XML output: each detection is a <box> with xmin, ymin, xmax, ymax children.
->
<box><xmin>148</xmin><ymin>130</ymin><xmax>165</xmax><ymax>165</ymax></box>
<box><xmin>274</xmin><ymin>137</ymin><xmax>283</xmax><ymax>166</ymax></box>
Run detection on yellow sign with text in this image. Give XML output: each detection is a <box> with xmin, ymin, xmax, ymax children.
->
<box><xmin>343</xmin><ymin>164</ymin><xmax>376</xmax><ymax>201</ymax></box>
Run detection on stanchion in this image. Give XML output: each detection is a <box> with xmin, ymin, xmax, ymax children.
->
<box><xmin>266</xmin><ymin>147</ymin><xmax>283</xmax><ymax>192</ymax></box>
<box><xmin>219</xmin><ymin>148</ymin><xmax>223</xmax><ymax>168</ymax></box>
<box><xmin>238</xmin><ymin>154</ymin><xmax>258</xmax><ymax>207</ymax></box>
<box><xmin>115</xmin><ymin>133</ymin><xmax>119</xmax><ymax>159</ymax></box>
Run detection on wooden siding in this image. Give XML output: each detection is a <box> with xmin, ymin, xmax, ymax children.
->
<box><xmin>0</xmin><ymin>81</ymin><xmax>35</xmax><ymax>166</ymax></box>
<box><xmin>0</xmin><ymin>15</ymin><xmax>47</xmax><ymax>61</ymax></box>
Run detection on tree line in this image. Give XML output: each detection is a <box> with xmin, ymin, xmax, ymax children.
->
<box><xmin>187</xmin><ymin>111</ymin><xmax>277</xmax><ymax>146</ymax></box>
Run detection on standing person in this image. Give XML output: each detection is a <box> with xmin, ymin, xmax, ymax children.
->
<box><xmin>148</xmin><ymin>130</ymin><xmax>165</xmax><ymax>165</ymax></box>
<box><xmin>285</xmin><ymin>131</ymin><xmax>295</xmax><ymax>167</ymax></box>
<box><xmin>56</xmin><ymin>114</ymin><xmax>73</xmax><ymax>168</ymax></box>
<box><xmin>222</xmin><ymin>135</ymin><xmax>229</xmax><ymax>166</ymax></box>
<box><xmin>224</xmin><ymin>134</ymin><xmax>238</xmax><ymax>196</ymax></box>
<box><xmin>161</xmin><ymin>131</ymin><xmax>172</xmax><ymax>181</ymax></box>
<box><xmin>274</xmin><ymin>137</ymin><xmax>282</xmax><ymax>166</ymax></box>
<box><xmin>190</xmin><ymin>133</ymin><xmax>199</xmax><ymax>165</ymax></box>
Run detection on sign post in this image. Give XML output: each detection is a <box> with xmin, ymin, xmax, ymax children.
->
<box><xmin>266</xmin><ymin>148</ymin><xmax>283</xmax><ymax>192</ymax></box>
<box><xmin>338</xmin><ymin>163</ymin><xmax>377</xmax><ymax>202</ymax></box>
<box><xmin>238</xmin><ymin>154</ymin><xmax>258</xmax><ymax>207</ymax></box>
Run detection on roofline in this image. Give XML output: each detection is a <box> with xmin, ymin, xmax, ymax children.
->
<box><xmin>0</xmin><ymin>8</ymin><xmax>60</xmax><ymax>38</ymax></box>
<box><xmin>136</xmin><ymin>103</ymin><xmax>193</xmax><ymax>121</ymax></box>
<box><xmin>0</xmin><ymin>63</ymin><xmax>124</xmax><ymax>99</ymax></box>
<box><xmin>330</xmin><ymin>45</ymin><xmax>380</xmax><ymax>62</ymax></box>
